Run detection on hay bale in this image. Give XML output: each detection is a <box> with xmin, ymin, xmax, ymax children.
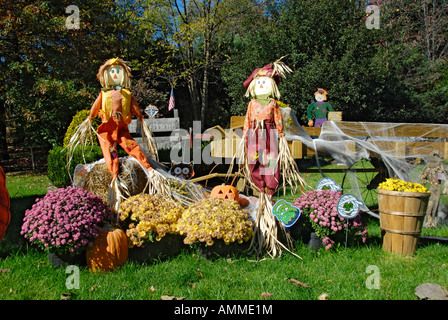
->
<box><xmin>83</xmin><ymin>159</ymin><xmax>148</xmax><ymax>202</ymax></box>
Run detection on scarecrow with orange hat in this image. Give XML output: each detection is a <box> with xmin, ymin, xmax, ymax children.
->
<box><xmin>307</xmin><ymin>88</ymin><xmax>333</xmax><ymax>127</ymax></box>
<box><xmin>230</xmin><ymin>57</ymin><xmax>305</xmax><ymax>258</ymax></box>
<box><xmin>67</xmin><ymin>58</ymin><xmax>168</xmax><ymax>213</ymax></box>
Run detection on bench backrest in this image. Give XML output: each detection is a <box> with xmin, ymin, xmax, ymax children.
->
<box><xmin>324</xmin><ymin>121</ymin><xmax>448</xmax><ymax>139</ymax></box>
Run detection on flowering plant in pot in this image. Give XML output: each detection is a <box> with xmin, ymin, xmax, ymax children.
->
<box><xmin>21</xmin><ymin>186</ymin><xmax>112</xmax><ymax>258</ymax></box>
<box><xmin>294</xmin><ymin>189</ymin><xmax>368</xmax><ymax>250</ymax></box>
<box><xmin>177</xmin><ymin>198</ymin><xmax>254</xmax><ymax>247</ymax></box>
<box><xmin>119</xmin><ymin>193</ymin><xmax>184</xmax><ymax>248</ymax></box>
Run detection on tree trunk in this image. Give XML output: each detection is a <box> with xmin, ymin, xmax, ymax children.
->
<box><xmin>187</xmin><ymin>77</ymin><xmax>201</xmax><ymax>122</ymax></box>
<box><xmin>200</xmin><ymin>36</ymin><xmax>210</xmax><ymax>130</ymax></box>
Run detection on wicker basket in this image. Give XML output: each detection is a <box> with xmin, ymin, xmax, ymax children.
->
<box><xmin>378</xmin><ymin>189</ymin><xmax>430</xmax><ymax>255</ymax></box>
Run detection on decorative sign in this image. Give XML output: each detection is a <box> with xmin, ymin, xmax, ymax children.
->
<box><xmin>145</xmin><ymin>105</ymin><xmax>159</xmax><ymax>118</ymax></box>
<box><xmin>272</xmin><ymin>199</ymin><xmax>301</xmax><ymax>227</ymax></box>
<box><xmin>336</xmin><ymin>194</ymin><xmax>364</xmax><ymax>220</ymax></box>
<box><xmin>316</xmin><ymin>177</ymin><xmax>342</xmax><ymax>192</ymax></box>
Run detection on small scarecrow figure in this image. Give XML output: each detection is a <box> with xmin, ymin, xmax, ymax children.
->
<box><xmin>67</xmin><ymin>58</ymin><xmax>168</xmax><ymax>214</ymax></box>
<box><xmin>231</xmin><ymin>57</ymin><xmax>305</xmax><ymax>258</ymax></box>
<box><xmin>419</xmin><ymin>150</ymin><xmax>448</xmax><ymax>228</ymax></box>
<box><xmin>307</xmin><ymin>88</ymin><xmax>333</xmax><ymax>127</ymax></box>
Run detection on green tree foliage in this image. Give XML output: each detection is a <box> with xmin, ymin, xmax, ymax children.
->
<box><xmin>47</xmin><ymin>145</ymin><xmax>104</xmax><ymax>188</ymax></box>
<box><xmin>1</xmin><ymin>0</ymin><xmax>447</xmax><ymax>166</ymax></box>
<box><xmin>379</xmin><ymin>0</ymin><xmax>448</xmax><ymax>122</ymax></box>
<box><xmin>138</xmin><ymin>0</ymin><xmax>263</xmax><ymax>128</ymax></box>
<box><xmin>0</xmin><ymin>0</ymin><xmax>154</xmax><ymax>154</ymax></box>
<box><xmin>221</xmin><ymin>0</ymin><xmax>448</xmax><ymax>124</ymax></box>
<box><xmin>63</xmin><ymin>109</ymin><xmax>101</xmax><ymax>147</ymax></box>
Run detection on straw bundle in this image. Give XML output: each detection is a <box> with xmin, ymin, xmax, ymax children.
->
<box><xmin>278</xmin><ymin>135</ymin><xmax>306</xmax><ymax>195</ymax></box>
<box><xmin>65</xmin><ymin>118</ymin><xmax>96</xmax><ymax>179</ymax></box>
<box><xmin>272</xmin><ymin>56</ymin><xmax>292</xmax><ymax>81</ymax></box>
<box><xmin>139</xmin><ymin>120</ymin><xmax>159</xmax><ymax>161</ymax></box>
<box><xmin>249</xmin><ymin>193</ymin><xmax>301</xmax><ymax>259</ymax></box>
<box><xmin>83</xmin><ymin>159</ymin><xmax>147</xmax><ymax>203</ymax></box>
<box><xmin>249</xmin><ymin>193</ymin><xmax>277</xmax><ymax>256</ymax></box>
<box><xmin>145</xmin><ymin>169</ymin><xmax>171</xmax><ymax>197</ymax></box>
<box><xmin>166</xmin><ymin>177</ymin><xmax>209</xmax><ymax>207</ymax></box>
<box><xmin>108</xmin><ymin>177</ymin><xmax>130</xmax><ymax>218</ymax></box>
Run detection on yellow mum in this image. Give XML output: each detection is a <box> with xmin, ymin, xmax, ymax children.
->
<box><xmin>378</xmin><ymin>178</ymin><xmax>429</xmax><ymax>193</ymax></box>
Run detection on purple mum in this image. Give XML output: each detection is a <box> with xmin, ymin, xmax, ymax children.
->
<box><xmin>21</xmin><ymin>186</ymin><xmax>112</xmax><ymax>255</ymax></box>
<box><xmin>294</xmin><ymin>189</ymin><xmax>368</xmax><ymax>250</ymax></box>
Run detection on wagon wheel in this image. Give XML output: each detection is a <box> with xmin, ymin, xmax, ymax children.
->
<box><xmin>341</xmin><ymin>158</ymin><xmax>388</xmax><ymax>219</ymax></box>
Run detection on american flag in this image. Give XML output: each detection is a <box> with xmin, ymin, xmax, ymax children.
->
<box><xmin>168</xmin><ymin>88</ymin><xmax>175</xmax><ymax>111</ymax></box>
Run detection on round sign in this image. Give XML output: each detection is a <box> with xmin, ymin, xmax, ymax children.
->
<box><xmin>316</xmin><ymin>177</ymin><xmax>342</xmax><ymax>192</ymax></box>
<box><xmin>336</xmin><ymin>194</ymin><xmax>364</xmax><ymax>220</ymax></box>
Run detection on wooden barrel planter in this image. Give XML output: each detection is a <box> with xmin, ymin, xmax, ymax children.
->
<box><xmin>378</xmin><ymin>189</ymin><xmax>430</xmax><ymax>256</ymax></box>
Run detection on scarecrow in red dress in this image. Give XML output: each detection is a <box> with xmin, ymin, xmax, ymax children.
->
<box><xmin>230</xmin><ymin>57</ymin><xmax>305</xmax><ymax>257</ymax></box>
<box><xmin>67</xmin><ymin>58</ymin><xmax>168</xmax><ymax>213</ymax></box>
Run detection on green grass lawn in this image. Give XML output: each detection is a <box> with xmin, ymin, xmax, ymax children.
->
<box><xmin>1</xmin><ymin>167</ymin><xmax>447</xmax><ymax>301</ymax></box>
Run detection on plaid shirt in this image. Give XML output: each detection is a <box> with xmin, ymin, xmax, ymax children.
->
<box><xmin>243</xmin><ymin>99</ymin><xmax>283</xmax><ymax>136</ymax></box>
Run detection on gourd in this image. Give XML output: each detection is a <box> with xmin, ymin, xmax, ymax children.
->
<box><xmin>86</xmin><ymin>225</ymin><xmax>128</xmax><ymax>272</ymax></box>
<box><xmin>0</xmin><ymin>166</ymin><xmax>10</xmax><ymax>241</ymax></box>
<box><xmin>210</xmin><ymin>184</ymin><xmax>239</xmax><ymax>202</ymax></box>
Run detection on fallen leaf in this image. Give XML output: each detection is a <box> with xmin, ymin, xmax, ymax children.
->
<box><xmin>197</xmin><ymin>269</ymin><xmax>203</xmax><ymax>279</ymax></box>
<box><xmin>318</xmin><ymin>293</ymin><xmax>329</xmax><ymax>300</ymax></box>
<box><xmin>149</xmin><ymin>286</ymin><xmax>156</xmax><ymax>292</ymax></box>
<box><xmin>261</xmin><ymin>292</ymin><xmax>272</xmax><ymax>299</ymax></box>
<box><xmin>415</xmin><ymin>283</ymin><xmax>448</xmax><ymax>300</ymax></box>
<box><xmin>60</xmin><ymin>292</ymin><xmax>73</xmax><ymax>300</ymax></box>
<box><xmin>89</xmin><ymin>284</ymin><xmax>100</xmax><ymax>292</ymax></box>
<box><xmin>0</xmin><ymin>268</ymin><xmax>10</xmax><ymax>273</ymax></box>
<box><xmin>285</xmin><ymin>278</ymin><xmax>310</xmax><ymax>287</ymax></box>
<box><xmin>161</xmin><ymin>295</ymin><xmax>185</xmax><ymax>300</ymax></box>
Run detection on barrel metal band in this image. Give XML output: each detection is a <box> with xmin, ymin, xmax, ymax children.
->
<box><xmin>381</xmin><ymin>227</ymin><xmax>421</xmax><ymax>236</ymax></box>
<box><xmin>380</xmin><ymin>209</ymin><xmax>425</xmax><ymax>217</ymax></box>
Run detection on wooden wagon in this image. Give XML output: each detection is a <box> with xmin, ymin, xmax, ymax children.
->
<box><xmin>195</xmin><ymin>115</ymin><xmax>448</xmax><ymax>215</ymax></box>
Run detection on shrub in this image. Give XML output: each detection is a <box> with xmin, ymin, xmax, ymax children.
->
<box><xmin>63</xmin><ymin>109</ymin><xmax>101</xmax><ymax>147</ymax></box>
<box><xmin>47</xmin><ymin>145</ymin><xmax>104</xmax><ymax>188</ymax></box>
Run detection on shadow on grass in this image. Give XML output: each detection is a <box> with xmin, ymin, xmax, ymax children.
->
<box><xmin>0</xmin><ymin>196</ymin><xmax>38</xmax><ymax>258</ymax></box>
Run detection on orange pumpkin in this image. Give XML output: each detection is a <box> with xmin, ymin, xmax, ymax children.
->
<box><xmin>86</xmin><ymin>225</ymin><xmax>128</xmax><ymax>272</ymax></box>
<box><xmin>210</xmin><ymin>184</ymin><xmax>239</xmax><ymax>202</ymax></box>
<box><xmin>0</xmin><ymin>166</ymin><xmax>11</xmax><ymax>241</ymax></box>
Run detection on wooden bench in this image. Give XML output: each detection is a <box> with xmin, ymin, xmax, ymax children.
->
<box><xmin>129</xmin><ymin>110</ymin><xmax>181</xmax><ymax>150</ymax></box>
<box><xmin>211</xmin><ymin>117</ymin><xmax>448</xmax><ymax>161</ymax></box>
<box><xmin>325</xmin><ymin>121</ymin><xmax>448</xmax><ymax>160</ymax></box>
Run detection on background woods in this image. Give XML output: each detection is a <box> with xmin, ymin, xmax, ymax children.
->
<box><xmin>0</xmin><ymin>0</ymin><xmax>447</xmax><ymax>163</ymax></box>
